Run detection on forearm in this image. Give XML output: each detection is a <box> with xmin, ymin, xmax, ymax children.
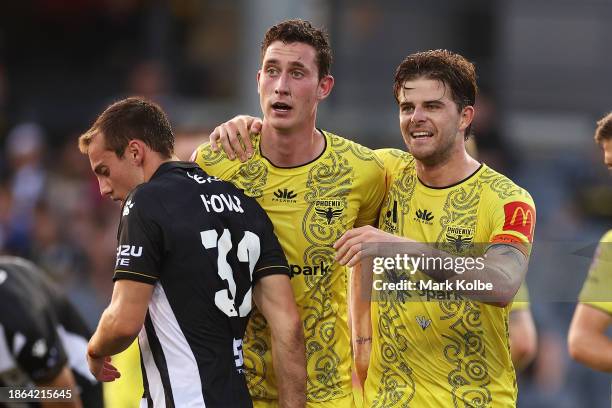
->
<box><xmin>569</xmin><ymin>328</ymin><xmax>612</xmax><ymax>372</ymax></box>
<box><xmin>271</xmin><ymin>320</ymin><xmax>307</xmax><ymax>408</ymax></box>
<box><xmin>88</xmin><ymin>306</ymin><xmax>139</xmax><ymax>358</ymax></box>
<box><xmin>509</xmin><ymin>310</ymin><xmax>537</xmax><ymax>371</ymax></box>
<box><xmin>411</xmin><ymin>243</ymin><xmax>524</xmax><ymax>306</ymax></box>
<box><xmin>351</xmin><ymin>264</ymin><xmax>372</xmax><ymax>386</ymax></box>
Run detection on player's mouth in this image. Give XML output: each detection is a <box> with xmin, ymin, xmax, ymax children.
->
<box><xmin>271</xmin><ymin>102</ymin><xmax>292</xmax><ymax>113</ymax></box>
<box><xmin>410</xmin><ymin>131</ymin><xmax>433</xmax><ymax>139</ymax></box>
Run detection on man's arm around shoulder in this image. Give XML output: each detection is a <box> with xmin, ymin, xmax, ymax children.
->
<box><xmin>253</xmin><ymin>274</ymin><xmax>306</xmax><ymax>408</ymax></box>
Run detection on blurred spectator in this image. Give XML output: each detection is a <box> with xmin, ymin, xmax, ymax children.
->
<box><xmin>3</xmin><ymin>122</ymin><xmax>47</xmax><ymax>255</ymax></box>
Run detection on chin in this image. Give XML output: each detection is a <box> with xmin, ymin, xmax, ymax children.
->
<box><xmin>267</xmin><ymin>117</ymin><xmax>295</xmax><ymax>132</ymax></box>
<box><xmin>410</xmin><ymin>149</ymin><xmax>439</xmax><ymax>165</ymax></box>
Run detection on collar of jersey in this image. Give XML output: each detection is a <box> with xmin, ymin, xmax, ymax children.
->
<box><xmin>416</xmin><ymin>163</ymin><xmax>485</xmax><ymax>195</ymax></box>
<box><xmin>150</xmin><ymin>160</ymin><xmax>200</xmax><ymax>180</ymax></box>
<box><xmin>255</xmin><ymin>128</ymin><xmax>330</xmax><ymax>174</ymax></box>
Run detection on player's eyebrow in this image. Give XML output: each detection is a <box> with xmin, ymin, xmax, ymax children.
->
<box><xmin>264</xmin><ymin>59</ymin><xmax>307</xmax><ymax>70</ymax></box>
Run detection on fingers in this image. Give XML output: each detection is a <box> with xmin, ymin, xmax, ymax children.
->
<box><xmin>339</xmin><ymin>244</ymin><xmax>363</xmax><ymax>267</ymax></box>
<box><xmin>209</xmin><ymin>115</ymin><xmax>263</xmax><ymax>161</ymax></box>
<box><xmin>235</xmin><ymin>119</ymin><xmax>254</xmax><ymax>160</ymax></box>
<box><xmin>100</xmin><ymin>359</ymin><xmax>121</xmax><ymax>382</ymax></box>
<box><xmin>335</xmin><ymin>232</ymin><xmax>365</xmax><ymax>265</ymax></box>
<box><xmin>224</xmin><ymin>121</ymin><xmax>248</xmax><ymax>161</ymax></box>
<box><xmin>333</xmin><ymin>227</ymin><xmax>362</xmax><ymax>250</ymax></box>
<box><xmin>217</xmin><ymin>124</ymin><xmax>236</xmax><ymax>160</ymax></box>
<box><xmin>249</xmin><ymin>118</ymin><xmax>263</xmax><ymax>135</ymax></box>
<box><xmin>209</xmin><ymin>127</ymin><xmax>221</xmax><ymax>152</ymax></box>
<box><xmin>210</xmin><ymin>121</ymin><xmax>253</xmax><ymax>162</ymax></box>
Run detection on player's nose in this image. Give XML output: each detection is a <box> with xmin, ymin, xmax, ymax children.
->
<box><xmin>274</xmin><ymin>73</ymin><xmax>290</xmax><ymax>96</ymax></box>
<box><xmin>98</xmin><ymin>179</ymin><xmax>113</xmax><ymax>198</ymax></box>
<box><xmin>410</xmin><ymin>106</ymin><xmax>426</xmax><ymax>123</ymax></box>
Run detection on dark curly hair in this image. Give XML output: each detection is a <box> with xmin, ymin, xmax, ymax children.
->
<box><xmin>261</xmin><ymin>19</ymin><xmax>332</xmax><ymax>79</ymax></box>
<box><xmin>595</xmin><ymin>112</ymin><xmax>612</xmax><ymax>143</ymax></box>
<box><xmin>394</xmin><ymin>50</ymin><xmax>478</xmax><ymax>139</ymax></box>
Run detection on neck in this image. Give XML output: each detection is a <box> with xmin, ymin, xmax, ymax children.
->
<box><xmin>143</xmin><ymin>155</ymin><xmax>179</xmax><ymax>182</ymax></box>
<box><xmin>260</xmin><ymin>118</ymin><xmax>325</xmax><ymax>167</ymax></box>
<box><xmin>416</xmin><ymin>148</ymin><xmax>480</xmax><ymax>188</ymax></box>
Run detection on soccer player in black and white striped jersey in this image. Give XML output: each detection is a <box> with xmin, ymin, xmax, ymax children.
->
<box><xmin>80</xmin><ymin>97</ymin><xmax>306</xmax><ymax>407</ymax></box>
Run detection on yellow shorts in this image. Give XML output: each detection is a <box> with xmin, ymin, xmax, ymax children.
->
<box><xmin>253</xmin><ymin>393</ymin><xmax>355</xmax><ymax>408</ymax></box>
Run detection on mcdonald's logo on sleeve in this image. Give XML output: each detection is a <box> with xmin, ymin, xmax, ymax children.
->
<box><xmin>502</xmin><ymin>201</ymin><xmax>536</xmax><ymax>243</ymax></box>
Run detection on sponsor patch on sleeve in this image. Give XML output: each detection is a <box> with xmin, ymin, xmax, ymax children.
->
<box><xmin>502</xmin><ymin>201</ymin><xmax>535</xmax><ymax>243</ymax></box>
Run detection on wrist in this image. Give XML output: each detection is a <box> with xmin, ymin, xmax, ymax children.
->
<box><xmin>87</xmin><ymin>343</ymin><xmax>101</xmax><ymax>359</ymax></box>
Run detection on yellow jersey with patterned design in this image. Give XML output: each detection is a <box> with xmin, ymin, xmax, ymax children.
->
<box><xmin>364</xmin><ymin>149</ymin><xmax>536</xmax><ymax>408</ymax></box>
<box><xmin>579</xmin><ymin>230</ymin><xmax>612</xmax><ymax>314</ymax></box>
<box><xmin>194</xmin><ymin>131</ymin><xmax>386</xmax><ymax>403</ymax></box>
<box><xmin>510</xmin><ymin>282</ymin><xmax>530</xmax><ymax>312</ymax></box>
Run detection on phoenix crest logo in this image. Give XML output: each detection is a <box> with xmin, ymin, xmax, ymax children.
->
<box><xmin>416</xmin><ymin>315</ymin><xmax>431</xmax><ymax>330</ymax></box>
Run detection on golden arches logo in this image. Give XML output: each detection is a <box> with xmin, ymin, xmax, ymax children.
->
<box><xmin>503</xmin><ymin>202</ymin><xmax>536</xmax><ymax>242</ymax></box>
<box><xmin>510</xmin><ymin>207</ymin><xmax>533</xmax><ymax>227</ymax></box>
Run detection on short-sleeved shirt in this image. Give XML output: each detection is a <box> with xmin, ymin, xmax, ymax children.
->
<box><xmin>194</xmin><ymin>131</ymin><xmax>386</xmax><ymax>403</ymax></box>
<box><xmin>578</xmin><ymin>230</ymin><xmax>612</xmax><ymax>314</ymax></box>
<box><xmin>114</xmin><ymin>161</ymin><xmax>289</xmax><ymax>408</ymax></box>
<box><xmin>365</xmin><ymin>149</ymin><xmax>536</xmax><ymax>408</ymax></box>
<box><xmin>510</xmin><ymin>282</ymin><xmax>530</xmax><ymax>312</ymax></box>
<box><xmin>0</xmin><ymin>256</ymin><xmax>102</xmax><ymax>408</ymax></box>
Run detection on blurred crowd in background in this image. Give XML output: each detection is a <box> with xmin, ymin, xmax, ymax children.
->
<box><xmin>0</xmin><ymin>1</ymin><xmax>610</xmax><ymax>406</ymax></box>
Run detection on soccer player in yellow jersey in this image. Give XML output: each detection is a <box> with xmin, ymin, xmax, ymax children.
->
<box><xmin>335</xmin><ymin>50</ymin><xmax>536</xmax><ymax>407</ymax></box>
<box><xmin>192</xmin><ymin>20</ymin><xmax>386</xmax><ymax>408</ymax></box>
<box><xmin>568</xmin><ymin>112</ymin><xmax>612</xmax><ymax>372</ymax></box>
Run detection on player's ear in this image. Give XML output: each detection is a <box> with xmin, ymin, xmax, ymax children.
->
<box><xmin>317</xmin><ymin>75</ymin><xmax>334</xmax><ymax>100</ymax></box>
<box><xmin>256</xmin><ymin>70</ymin><xmax>262</xmax><ymax>95</ymax></box>
<box><xmin>459</xmin><ymin>105</ymin><xmax>475</xmax><ymax>132</ymax></box>
<box><xmin>127</xmin><ymin>140</ymin><xmax>145</xmax><ymax>165</ymax></box>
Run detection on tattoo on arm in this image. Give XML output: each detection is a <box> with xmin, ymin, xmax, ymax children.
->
<box><xmin>356</xmin><ymin>336</ymin><xmax>372</xmax><ymax>345</ymax></box>
<box><xmin>488</xmin><ymin>244</ymin><xmax>526</xmax><ymax>266</ymax></box>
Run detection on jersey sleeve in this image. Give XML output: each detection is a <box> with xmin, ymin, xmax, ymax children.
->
<box><xmin>510</xmin><ymin>282</ymin><xmax>530</xmax><ymax>312</ymax></box>
<box><xmin>487</xmin><ymin>186</ymin><xmax>536</xmax><ymax>256</ymax></box>
<box><xmin>375</xmin><ymin>148</ymin><xmax>410</xmax><ymax>196</ymax></box>
<box><xmin>113</xmin><ymin>190</ymin><xmax>164</xmax><ymax>285</ymax></box>
<box><xmin>193</xmin><ymin>141</ymin><xmax>241</xmax><ymax>180</ymax></box>
<box><xmin>246</xmin><ymin>198</ymin><xmax>290</xmax><ymax>282</ymax></box>
<box><xmin>578</xmin><ymin>230</ymin><xmax>612</xmax><ymax>314</ymax></box>
<box><xmin>352</xmin><ymin>149</ymin><xmax>387</xmax><ymax>227</ymax></box>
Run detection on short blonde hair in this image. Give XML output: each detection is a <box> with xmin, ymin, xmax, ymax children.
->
<box><xmin>78</xmin><ymin>129</ymin><xmax>97</xmax><ymax>154</ymax></box>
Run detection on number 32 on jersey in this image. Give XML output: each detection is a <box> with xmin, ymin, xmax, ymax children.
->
<box><xmin>200</xmin><ymin>229</ymin><xmax>261</xmax><ymax>317</ymax></box>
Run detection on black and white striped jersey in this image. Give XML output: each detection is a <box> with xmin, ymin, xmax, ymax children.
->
<box><xmin>115</xmin><ymin>161</ymin><xmax>289</xmax><ymax>408</ymax></box>
<box><xmin>0</xmin><ymin>256</ymin><xmax>102</xmax><ymax>408</ymax></box>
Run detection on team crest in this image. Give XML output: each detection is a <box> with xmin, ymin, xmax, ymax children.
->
<box><xmin>314</xmin><ymin>199</ymin><xmax>344</xmax><ymax>226</ymax></box>
<box><xmin>444</xmin><ymin>225</ymin><xmax>475</xmax><ymax>253</ymax></box>
<box><xmin>416</xmin><ymin>315</ymin><xmax>431</xmax><ymax>330</ymax></box>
